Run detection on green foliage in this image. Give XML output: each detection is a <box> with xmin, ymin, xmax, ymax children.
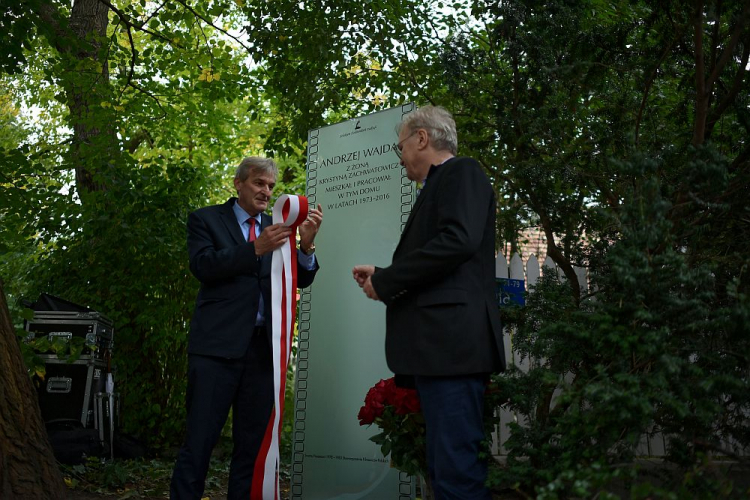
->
<box><xmin>280</xmin><ymin>343</ymin><xmax>298</xmax><ymax>466</ymax></box>
<box><xmin>367</xmin><ymin>408</ymin><xmax>427</xmax><ymax>478</ymax></box>
<box><xmin>3</xmin><ymin>152</ymin><xmax>208</xmax><ymax>447</ymax></box>
<box><xmin>0</xmin><ymin>0</ymin><xmax>45</xmax><ymax>74</ymax></box>
<box><xmin>19</xmin><ymin>325</ymin><xmax>91</xmax><ymax>364</ymax></box>
<box><xmin>369</xmin><ymin>408</ymin><xmax>426</xmax><ymax>478</ymax></box>
<box><xmin>0</xmin><ymin>0</ymin><xmax>309</xmax><ymax>451</ymax></box>
<box><xmin>238</xmin><ymin>0</ymin><xmax>468</xmax><ymax>152</ymax></box>
<box><xmin>2</xmin><ymin>1</ymin><xmax>749</xmax><ymax>496</ymax></box>
<box><xmin>488</xmin><ymin>154</ymin><xmax>750</xmax><ymax>498</ymax></box>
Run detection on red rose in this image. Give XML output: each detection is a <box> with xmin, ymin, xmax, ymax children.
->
<box><xmin>359</xmin><ymin>379</ymin><xmax>393</xmax><ymax>427</ymax></box>
<box><xmin>357</xmin><ymin>377</ymin><xmax>427</xmax><ymax>477</ymax></box>
<box><xmin>359</xmin><ymin>377</ymin><xmax>420</xmax><ymax>421</ymax></box>
<box><xmin>364</xmin><ymin>390</ymin><xmax>385</xmax><ymax>415</ymax></box>
<box><xmin>392</xmin><ymin>387</ymin><xmax>420</xmax><ymax>415</ymax></box>
<box><xmin>358</xmin><ymin>404</ymin><xmax>378</xmax><ymax>425</ymax></box>
<box><xmin>366</xmin><ymin>379</ymin><xmax>388</xmax><ymax>405</ymax></box>
<box><xmin>374</xmin><ymin>378</ymin><xmax>396</xmax><ymax>405</ymax></box>
<box><xmin>381</xmin><ymin>377</ymin><xmax>397</xmax><ymax>400</ymax></box>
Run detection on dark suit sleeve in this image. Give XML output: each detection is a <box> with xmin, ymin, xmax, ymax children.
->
<box><xmin>296</xmin><ymin>251</ymin><xmax>319</xmax><ymax>289</ymax></box>
<box><xmin>187</xmin><ymin>209</ymin><xmax>260</xmax><ymax>284</ymax></box>
<box><xmin>372</xmin><ymin>159</ymin><xmax>494</xmax><ymax>304</ymax></box>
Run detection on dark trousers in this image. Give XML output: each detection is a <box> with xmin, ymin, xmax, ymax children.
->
<box><xmin>415</xmin><ymin>374</ymin><xmax>492</xmax><ymax>500</ymax></box>
<box><xmin>170</xmin><ymin>329</ymin><xmax>274</xmax><ymax>500</ymax></box>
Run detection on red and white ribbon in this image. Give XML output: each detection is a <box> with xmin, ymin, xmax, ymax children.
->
<box><xmin>252</xmin><ymin>194</ymin><xmax>309</xmax><ymax>500</ymax></box>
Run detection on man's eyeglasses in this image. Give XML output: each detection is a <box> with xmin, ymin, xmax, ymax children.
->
<box><xmin>395</xmin><ymin>131</ymin><xmax>418</xmax><ymax>160</ymax></box>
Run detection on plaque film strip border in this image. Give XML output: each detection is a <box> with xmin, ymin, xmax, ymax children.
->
<box><xmin>398</xmin><ymin>102</ymin><xmax>416</xmax><ymax>498</ymax></box>
<box><xmin>400</xmin><ymin>102</ymin><xmax>416</xmax><ymax>232</ymax></box>
<box><xmin>290</xmin><ymin>126</ymin><xmax>318</xmax><ymax>499</ymax></box>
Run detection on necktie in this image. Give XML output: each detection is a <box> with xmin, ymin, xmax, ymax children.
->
<box><xmin>248</xmin><ymin>218</ymin><xmax>257</xmax><ymax>242</ymax></box>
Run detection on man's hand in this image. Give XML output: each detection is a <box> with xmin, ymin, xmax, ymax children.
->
<box><xmin>352</xmin><ymin>265</ymin><xmax>380</xmax><ymax>301</ymax></box>
<box><xmin>352</xmin><ymin>265</ymin><xmax>374</xmax><ymax>286</ymax></box>
<box><xmin>299</xmin><ymin>204</ymin><xmax>323</xmax><ymax>253</ymax></box>
<box><xmin>254</xmin><ymin>224</ymin><xmax>293</xmax><ymax>256</ymax></box>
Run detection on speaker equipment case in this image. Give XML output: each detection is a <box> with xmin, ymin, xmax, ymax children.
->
<box><xmin>35</xmin><ymin>355</ymin><xmax>108</xmax><ymax>428</ymax></box>
<box><xmin>25</xmin><ymin>311</ymin><xmax>114</xmax><ymax>356</ymax></box>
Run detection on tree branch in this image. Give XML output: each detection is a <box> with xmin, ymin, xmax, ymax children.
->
<box><xmin>126</xmin><ymin>81</ymin><xmax>168</xmax><ymax>119</ymax></box>
<box><xmin>705</xmin><ymin>37</ymin><xmax>750</xmax><ymax>138</ymax></box>
<box><xmin>538</xmin><ymin>210</ymin><xmax>581</xmax><ymax>305</ymax></box>
<box><xmin>141</xmin><ymin>0</ymin><xmax>169</xmax><ymax>28</ymax></box>
<box><xmin>729</xmin><ymin>142</ymin><xmax>750</xmax><ymax>174</ymax></box>
<box><xmin>705</xmin><ymin>1</ymin><xmax>750</xmax><ymax>89</ymax></box>
<box><xmin>126</xmin><ymin>129</ymin><xmax>155</xmax><ymax>153</ymax></box>
<box><xmin>693</xmin><ymin>0</ymin><xmax>708</xmax><ymax>146</ymax></box>
<box><xmin>34</xmin><ymin>2</ymin><xmax>67</xmax><ymax>53</ymax></box>
<box><xmin>694</xmin><ymin>0</ymin><xmax>750</xmax><ymax>145</ymax></box>
<box><xmin>120</xmin><ymin>23</ymin><xmax>137</xmax><ymax>99</ymax></box>
<box><xmin>96</xmin><ymin>0</ymin><xmax>185</xmax><ymax>48</ymax></box>
<box><xmin>635</xmin><ymin>30</ymin><xmax>684</xmax><ymax>145</ymax></box>
<box><xmin>708</xmin><ymin>0</ymin><xmax>722</xmax><ymax>83</ymax></box>
<box><xmin>173</xmin><ymin>0</ymin><xmax>254</xmax><ymax>52</ymax></box>
<box><xmin>499</xmin><ymin>166</ymin><xmax>582</xmax><ymax>303</ymax></box>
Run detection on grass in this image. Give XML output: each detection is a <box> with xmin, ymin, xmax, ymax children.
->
<box><xmin>60</xmin><ymin>455</ymin><xmax>230</xmax><ymax>498</ymax></box>
<box><xmin>60</xmin><ymin>451</ymin><xmax>295</xmax><ymax>498</ymax></box>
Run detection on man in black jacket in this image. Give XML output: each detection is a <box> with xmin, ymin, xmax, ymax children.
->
<box><xmin>171</xmin><ymin>156</ymin><xmax>322</xmax><ymax>499</ymax></box>
<box><xmin>353</xmin><ymin>106</ymin><xmax>504</xmax><ymax>499</ymax></box>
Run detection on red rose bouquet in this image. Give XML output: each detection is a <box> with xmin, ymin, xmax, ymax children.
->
<box><xmin>358</xmin><ymin>377</ymin><xmax>427</xmax><ymax>477</ymax></box>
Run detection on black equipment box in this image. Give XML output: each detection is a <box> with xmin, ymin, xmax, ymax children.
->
<box><xmin>25</xmin><ymin>311</ymin><xmax>114</xmax><ymax>356</ymax></box>
<box><xmin>46</xmin><ymin>423</ymin><xmax>104</xmax><ymax>465</ymax></box>
<box><xmin>35</xmin><ymin>355</ymin><xmax>108</xmax><ymax>428</ymax></box>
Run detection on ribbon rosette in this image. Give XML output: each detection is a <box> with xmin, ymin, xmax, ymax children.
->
<box><xmin>253</xmin><ymin>194</ymin><xmax>309</xmax><ymax>500</ymax></box>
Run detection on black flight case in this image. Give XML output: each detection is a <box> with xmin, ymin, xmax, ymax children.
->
<box><xmin>23</xmin><ymin>296</ymin><xmax>118</xmax><ymax>460</ymax></box>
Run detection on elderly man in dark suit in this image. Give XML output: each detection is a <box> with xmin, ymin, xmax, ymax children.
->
<box><xmin>353</xmin><ymin>106</ymin><xmax>505</xmax><ymax>499</ymax></box>
<box><xmin>171</xmin><ymin>156</ymin><xmax>322</xmax><ymax>499</ymax></box>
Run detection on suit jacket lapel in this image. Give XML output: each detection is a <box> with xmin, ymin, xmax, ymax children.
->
<box><xmin>400</xmin><ymin>185</ymin><xmax>428</xmax><ymax>239</ymax></box>
<box><xmin>221</xmin><ymin>199</ymin><xmax>245</xmax><ymax>245</ymax></box>
<box><xmin>396</xmin><ymin>160</ymin><xmax>454</xmax><ymax>252</ymax></box>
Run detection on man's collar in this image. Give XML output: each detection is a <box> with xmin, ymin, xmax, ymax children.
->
<box><xmin>233</xmin><ymin>199</ymin><xmax>260</xmax><ymax>223</ymax></box>
<box><xmin>422</xmin><ymin>155</ymin><xmax>455</xmax><ymax>184</ymax></box>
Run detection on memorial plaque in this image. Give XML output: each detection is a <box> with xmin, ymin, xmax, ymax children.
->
<box><xmin>292</xmin><ymin>104</ymin><xmax>416</xmax><ymax>499</ymax></box>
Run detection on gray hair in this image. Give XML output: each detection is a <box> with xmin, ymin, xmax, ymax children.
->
<box><xmin>235</xmin><ymin>156</ymin><xmax>278</xmax><ymax>182</ymax></box>
<box><xmin>397</xmin><ymin>105</ymin><xmax>457</xmax><ymax>155</ymax></box>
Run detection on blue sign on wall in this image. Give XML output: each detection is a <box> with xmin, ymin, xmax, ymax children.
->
<box><xmin>496</xmin><ymin>278</ymin><xmax>525</xmax><ymax>307</ymax></box>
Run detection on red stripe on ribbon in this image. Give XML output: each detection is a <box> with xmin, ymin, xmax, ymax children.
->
<box><xmin>251</xmin><ymin>195</ymin><xmax>308</xmax><ymax>499</ymax></box>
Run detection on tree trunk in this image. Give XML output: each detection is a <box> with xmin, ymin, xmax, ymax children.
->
<box><xmin>0</xmin><ymin>281</ymin><xmax>66</xmax><ymax>499</ymax></box>
<box><xmin>37</xmin><ymin>0</ymin><xmax>115</xmax><ymax>195</ymax></box>
<box><xmin>67</xmin><ymin>0</ymin><xmax>114</xmax><ymax>195</ymax></box>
